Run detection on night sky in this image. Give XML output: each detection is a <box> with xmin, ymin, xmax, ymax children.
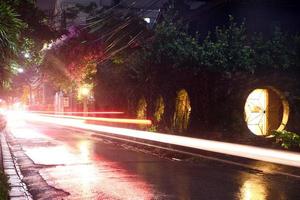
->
<box><xmin>36</xmin><ymin>0</ymin><xmax>56</xmax><ymax>11</ymax></box>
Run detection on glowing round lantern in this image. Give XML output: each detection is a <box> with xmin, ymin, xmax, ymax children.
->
<box><xmin>244</xmin><ymin>87</ymin><xmax>289</xmax><ymax>136</ymax></box>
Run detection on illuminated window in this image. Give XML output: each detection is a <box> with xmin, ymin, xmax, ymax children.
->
<box><xmin>136</xmin><ymin>97</ymin><xmax>147</xmax><ymax>119</ymax></box>
<box><xmin>154</xmin><ymin>95</ymin><xmax>165</xmax><ymax>123</ymax></box>
<box><xmin>172</xmin><ymin>89</ymin><xmax>191</xmax><ymax>133</ymax></box>
<box><xmin>244</xmin><ymin>87</ymin><xmax>289</xmax><ymax>136</ymax></box>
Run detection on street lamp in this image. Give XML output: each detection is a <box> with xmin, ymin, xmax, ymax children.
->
<box><xmin>79</xmin><ymin>86</ymin><xmax>90</xmax><ymax>97</ymax></box>
<box><xmin>17</xmin><ymin>68</ymin><xmax>24</xmax><ymax>73</ymax></box>
<box><xmin>144</xmin><ymin>17</ymin><xmax>151</xmax><ymax>24</ymax></box>
<box><xmin>24</xmin><ymin>52</ymin><xmax>30</xmax><ymax>58</ymax></box>
<box><xmin>79</xmin><ymin>85</ymin><xmax>91</xmax><ymax>116</ymax></box>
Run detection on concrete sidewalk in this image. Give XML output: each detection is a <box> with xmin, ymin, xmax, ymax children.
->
<box><xmin>1</xmin><ymin>130</ymin><xmax>32</xmax><ymax>200</ymax></box>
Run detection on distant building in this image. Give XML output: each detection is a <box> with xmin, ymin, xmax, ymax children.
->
<box><xmin>52</xmin><ymin>0</ymin><xmax>100</xmax><ymax>30</ymax></box>
<box><xmin>49</xmin><ymin>0</ymin><xmax>170</xmax><ymax>30</ymax></box>
<box><xmin>118</xmin><ymin>0</ymin><xmax>168</xmax><ymax>26</ymax></box>
<box><xmin>38</xmin><ymin>1</ymin><xmax>300</xmax><ymax>35</ymax></box>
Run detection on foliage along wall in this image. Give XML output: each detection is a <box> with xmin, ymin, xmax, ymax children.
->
<box><xmin>93</xmin><ymin>16</ymin><xmax>300</xmax><ymax>136</ymax></box>
<box><xmin>94</xmin><ymin>58</ymin><xmax>300</xmax><ymax>136</ymax></box>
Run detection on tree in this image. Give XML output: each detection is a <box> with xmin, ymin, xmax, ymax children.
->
<box><xmin>41</xmin><ymin>7</ymin><xmax>151</xmax><ymax>92</ymax></box>
<box><xmin>0</xmin><ymin>2</ymin><xmax>25</xmax><ymax>91</ymax></box>
<box><xmin>199</xmin><ymin>16</ymin><xmax>300</xmax><ymax>73</ymax></box>
<box><xmin>41</xmin><ymin>28</ymin><xmax>103</xmax><ymax>91</ymax></box>
<box><xmin>199</xmin><ymin>16</ymin><xmax>256</xmax><ymax>73</ymax></box>
<box><xmin>1</xmin><ymin>0</ymin><xmax>57</xmax><ymax>96</ymax></box>
<box><xmin>123</xmin><ymin>18</ymin><xmax>200</xmax><ymax>99</ymax></box>
<box><xmin>6</xmin><ymin>0</ymin><xmax>56</xmax><ymax>44</ymax></box>
<box><xmin>96</xmin><ymin>15</ymin><xmax>300</xmax><ymax>132</ymax></box>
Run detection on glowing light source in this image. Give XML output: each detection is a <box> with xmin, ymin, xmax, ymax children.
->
<box><xmin>244</xmin><ymin>88</ymin><xmax>289</xmax><ymax>136</ymax></box>
<box><xmin>245</xmin><ymin>89</ymin><xmax>268</xmax><ymax>135</ymax></box>
<box><xmin>38</xmin><ymin>114</ymin><xmax>152</xmax><ymax>125</ymax></box>
<box><xmin>79</xmin><ymin>85</ymin><xmax>91</xmax><ymax>97</ymax></box>
<box><xmin>23</xmin><ymin>113</ymin><xmax>300</xmax><ymax>168</ymax></box>
<box><xmin>17</xmin><ymin>68</ymin><xmax>24</xmax><ymax>73</ymax></box>
<box><xmin>24</xmin><ymin>52</ymin><xmax>30</xmax><ymax>58</ymax></box>
<box><xmin>144</xmin><ymin>17</ymin><xmax>151</xmax><ymax>23</ymax></box>
<box><xmin>28</xmin><ymin>111</ymin><xmax>124</xmax><ymax>115</ymax></box>
<box><xmin>12</xmin><ymin>102</ymin><xmax>25</xmax><ymax>111</ymax></box>
<box><xmin>42</xmin><ymin>42</ymin><xmax>53</xmax><ymax>51</ymax></box>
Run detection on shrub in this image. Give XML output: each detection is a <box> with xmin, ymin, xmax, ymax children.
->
<box><xmin>0</xmin><ymin>171</ymin><xmax>9</xmax><ymax>200</ymax></box>
<box><xmin>272</xmin><ymin>130</ymin><xmax>300</xmax><ymax>150</ymax></box>
<box><xmin>147</xmin><ymin>125</ymin><xmax>158</xmax><ymax>132</ymax></box>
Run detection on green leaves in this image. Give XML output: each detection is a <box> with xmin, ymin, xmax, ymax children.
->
<box><xmin>0</xmin><ymin>2</ymin><xmax>26</xmax><ymax>90</ymax></box>
<box><xmin>0</xmin><ymin>171</ymin><xmax>9</xmax><ymax>200</ymax></box>
<box><xmin>200</xmin><ymin>17</ymin><xmax>300</xmax><ymax>73</ymax></box>
<box><xmin>150</xmin><ymin>21</ymin><xmax>200</xmax><ymax>67</ymax></box>
<box><xmin>199</xmin><ymin>17</ymin><xmax>256</xmax><ymax>72</ymax></box>
<box><xmin>0</xmin><ymin>0</ymin><xmax>56</xmax><ymax>93</ymax></box>
<box><xmin>252</xmin><ymin>28</ymin><xmax>298</xmax><ymax>71</ymax></box>
<box><xmin>272</xmin><ymin>130</ymin><xmax>300</xmax><ymax>150</ymax></box>
<box><xmin>0</xmin><ymin>2</ymin><xmax>25</xmax><ymax>63</ymax></box>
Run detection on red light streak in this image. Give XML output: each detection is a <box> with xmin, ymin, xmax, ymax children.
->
<box><xmin>28</xmin><ymin>111</ymin><xmax>124</xmax><ymax>115</ymax></box>
<box><xmin>37</xmin><ymin>114</ymin><xmax>152</xmax><ymax>125</ymax></box>
<box><xmin>23</xmin><ymin>113</ymin><xmax>300</xmax><ymax>168</ymax></box>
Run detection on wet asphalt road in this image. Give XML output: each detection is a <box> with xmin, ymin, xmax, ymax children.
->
<box><xmin>5</xmin><ymin>120</ymin><xmax>300</xmax><ymax>200</ymax></box>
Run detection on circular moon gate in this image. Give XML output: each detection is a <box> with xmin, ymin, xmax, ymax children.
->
<box><xmin>244</xmin><ymin>87</ymin><xmax>289</xmax><ymax>136</ymax></box>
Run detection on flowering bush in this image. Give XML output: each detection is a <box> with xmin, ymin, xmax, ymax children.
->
<box><xmin>41</xmin><ymin>28</ymin><xmax>103</xmax><ymax>90</ymax></box>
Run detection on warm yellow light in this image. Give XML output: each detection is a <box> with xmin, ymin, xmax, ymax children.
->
<box><xmin>29</xmin><ymin>111</ymin><xmax>124</xmax><ymax>115</ymax></box>
<box><xmin>240</xmin><ymin>178</ymin><xmax>267</xmax><ymax>200</ymax></box>
<box><xmin>79</xmin><ymin>85</ymin><xmax>91</xmax><ymax>97</ymax></box>
<box><xmin>38</xmin><ymin>113</ymin><xmax>152</xmax><ymax>125</ymax></box>
<box><xmin>244</xmin><ymin>89</ymin><xmax>268</xmax><ymax>136</ymax></box>
<box><xmin>78</xmin><ymin>141</ymin><xmax>90</xmax><ymax>163</ymax></box>
<box><xmin>244</xmin><ymin>87</ymin><xmax>289</xmax><ymax>136</ymax></box>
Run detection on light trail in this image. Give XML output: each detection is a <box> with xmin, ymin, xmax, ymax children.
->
<box><xmin>20</xmin><ymin>113</ymin><xmax>300</xmax><ymax>168</ymax></box>
<box><xmin>28</xmin><ymin>111</ymin><xmax>124</xmax><ymax>115</ymax></box>
<box><xmin>37</xmin><ymin>114</ymin><xmax>152</xmax><ymax>125</ymax></box>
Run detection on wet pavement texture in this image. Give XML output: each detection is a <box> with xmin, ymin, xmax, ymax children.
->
<box><xmin>5</xmin><ymin>120</ymin><xmax>300</xmax><ymax>200</ymax></box>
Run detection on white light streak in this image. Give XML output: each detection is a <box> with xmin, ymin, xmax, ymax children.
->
<box><xmin>24</xmin><ymin>113</ymin><xmax>300</xmax><ymax>168</ymax></box>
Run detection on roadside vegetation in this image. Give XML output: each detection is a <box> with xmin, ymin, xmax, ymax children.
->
<box><xmin>1</xmin><ymin>1</ymin><xmax>55</xmax><ymax>198</ymax></box>
<box><xmin>39</xmin><ymin>3</ymin><xmax>300</xmax><ymax>147</ymax></box>
<box><xmin>0</xmin><ymin>171</ymin><xmax>9</xmax><ymax>200</ymax></box>
<box><xmin>272</xmin><ymin>130</ymin><xmax>300</xmax><ymax>150</ymax></box>
<box><xmin>0</xmin><ymin>2</ymin><xmax>25</xmax><ymax>92</ymax></box>
<box><xmin>2</xmin><ymin>1</ymin><xmax>300</xmax><ymax>150</ymax></box>
<box><xmin>0</xmin><ymin>0</ymin><xmax>56</xmax><ymax>98</ymax></box>
<box><xmin>94</xmin><ymin>15</ymin><xmax>300</xmax><ymax>136</ymax></box>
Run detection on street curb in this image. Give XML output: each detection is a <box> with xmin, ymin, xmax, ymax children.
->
<box><xmin>1</xmin><ymin>131</ymin><xmax>32</xmax><ymax>200</ymax></box>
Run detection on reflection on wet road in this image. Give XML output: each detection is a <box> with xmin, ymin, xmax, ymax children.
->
<box><xmin>6</xmin><ymin>120</ymin><xmax>300</xmax><ymax>200</ymax></box>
